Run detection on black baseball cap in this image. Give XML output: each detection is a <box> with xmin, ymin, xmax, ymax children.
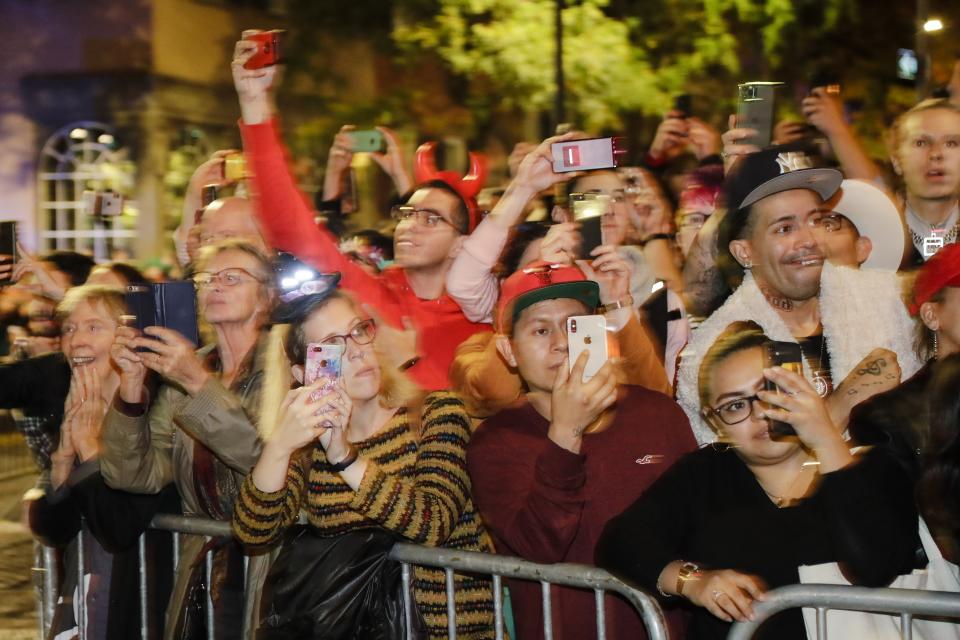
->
<box><xmin>723</xmin><ymin>144</ymin><xmax>842</xmax><ymax>214</ymax></box>
<box><xmin>717</xmin><ymin>145</ymin><xmax>842</xmax><ymax>286</ymax></box>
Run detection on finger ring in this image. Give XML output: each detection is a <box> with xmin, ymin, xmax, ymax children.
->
<box><xmin>712</xmin><ymin>590</ymin><xmax>724</xmax><ymax>601</ymax></box>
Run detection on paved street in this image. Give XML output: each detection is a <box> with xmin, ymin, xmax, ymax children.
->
<box><xmin>0</xmin><ymin>467</ymin><xmax>40</xmax><ymax>639</ymax></box>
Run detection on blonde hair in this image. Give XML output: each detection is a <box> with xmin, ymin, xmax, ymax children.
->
<box><xmin>257</xmin><ymin>292</ymin><xmax>422</xmax><ymax>441</ymax></box>
<box><xmin>56</xmin><ymin>284</ymin><xmax>127</xmax><ymax>324</ymax></box>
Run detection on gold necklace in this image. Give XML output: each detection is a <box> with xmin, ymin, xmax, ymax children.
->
<box><xmin>759</xmin><ymin>459</ymin><xmax>818</xmax><ymax>508</ymax></box>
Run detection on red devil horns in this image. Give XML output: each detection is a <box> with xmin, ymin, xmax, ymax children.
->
<box><xmin>414</xmin><ymin>142</ymin><xmax>488</xmax><ymax>232</ymax></box>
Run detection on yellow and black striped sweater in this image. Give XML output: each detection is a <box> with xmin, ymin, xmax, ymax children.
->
<box><xmin>233</xmin><ymin>391</ymin><xmax>495</xmax><ymax>639</ymax></box>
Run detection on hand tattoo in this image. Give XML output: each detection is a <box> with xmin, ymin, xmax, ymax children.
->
<box><xmin>855</xmin><ymin>358</ymin><xmax>886</xmax><ymax>377</ymax></box>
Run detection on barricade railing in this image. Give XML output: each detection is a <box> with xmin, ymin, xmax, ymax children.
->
<box><xmin>389</xmin><ymin>542</ymin><xmax>669</xmax><ymax>640</ymax></box>
<box><xmin>34</xmin><ymin>513</ymin><xmax>669</xmax><ymax>640</ymax></box>
<box><xmin>727</xmin><ymin>584</ymin><xmax>960</xmax><ymax>640</ymax></box>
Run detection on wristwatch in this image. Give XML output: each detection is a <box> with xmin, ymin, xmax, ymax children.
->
<box><xmin>676</xmin><ymin>561</ymin><xmax>702</xmax><ymax>595</ymax></box>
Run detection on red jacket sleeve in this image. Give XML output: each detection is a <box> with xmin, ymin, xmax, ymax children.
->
<box><xmin>239</xmin><ymin>119</ymin><xmax>402</xmax><ymax>325</ymax></box>
<box><xmin>467</xmin><ymin>425</ymin><xmax>587</xmax><ymax>563</ymax></box>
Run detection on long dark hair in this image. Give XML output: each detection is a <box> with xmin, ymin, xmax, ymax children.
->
<box><xmin>916</xmin><ymin>353</ymin><xmax>960</xmax><ymax>560</ymax></box>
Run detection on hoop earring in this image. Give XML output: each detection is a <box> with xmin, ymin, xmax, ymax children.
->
<box><xmin>710</xmin><ymin>428</ymin><xmax>731</xmax><ymax>452</ymax></box>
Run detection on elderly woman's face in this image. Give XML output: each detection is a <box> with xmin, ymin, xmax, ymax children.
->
<box><xmin>61</xmin><ymin>299</ymin><xmax>119</xmax><ymax>381</ymax></box>
<box><xmin>196</xmin><ymin>249</ymin><xmax>269</xmax><ymax>327</ymax></box>
<box><xmin>704</xmin><ymin>346</ymin><xmax>800</xmax><ymax>465</ymax></box>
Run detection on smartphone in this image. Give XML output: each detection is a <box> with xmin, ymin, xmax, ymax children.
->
<box><xmin>223</xmin><ymin>152</ymin><xmax>248</xmax><ymax>182</ymax></box>
<box><xmin>763</xmin><ymin>340</ymin><xmax>804</xmax><ymax>437</ymax></box>
<box><xmin>0</xmin><ymin>222</ymin><xmax>17</xmax><ymax>286</ymax></box>
<box><xmin>567</xmin><ymin>315</ymin><xmax>608</xmax><ymax>382</ymax></box>
<box><xmin>305</xmin><ymin>343</ymin><xmax>343</xmax><ymax>389</ymax></box>
<box><xmin>570</xmin><ymin>193</ymin><xmax>608</xmax><ymax>256</ymax></box>
<box><xmin>81</xmin><ymin>191</ymin><xmax>124</xmax><ymax>217</ymax></box>
<box><xmin>896</xmin><ymin>48</ymin><xmax>919</xmax><ymax>82</ymax></box>
<box><xmin>348</xmin><ymin>129</ymin><xmax>386</xmax><ymax>153</ymax></box>
<box><xmin>551</xmin><ymin>137</ymin><xmax>627</xmax><ymax>173</ymax></box>
<box><xmin>736</xmin><ymin>82</ymin><xmax>783</xmax><ymax>148</ymax></box>
<box><xmin>124</xmin><ymin>282</ymin><xmax>200</xmax><ymax>352</ymax></box>
<box><xmin>673</xmin><ymin>94</ymin><xmax>692</xmax><ymax>119</ymax></box>
<box><xmin>243</xmin><ymin>30</ymin><xmax>284</xmax><ymax>70</ymax></box>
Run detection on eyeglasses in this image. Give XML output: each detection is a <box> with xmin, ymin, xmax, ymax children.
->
<box><xmin>570</xmin><ymin>191</ymin><xmax>627</xmax><ymax>205</ymax></box>
<box><xmin>391</xmin><ymin>206</ymin><xmax>458</xmax><ymax>230</ymax></box>
<box><xmin>810</xmin><ymin>212</ymin><xmax>846</xmax><ymax>233</ymax></box>
<box><xmin>318</xmin><ymin>318</ymin><xmax>377</xmax><ymax>348</ymax></box>
<box><xmin>192</xmin><ymin>267</ymin><xmax>264</xmax><ymax>289</ymax></box>
<box><xmin>706</xmin><ymin>394</ymin><xmax>768</xmax><ymax>426</ymax></box>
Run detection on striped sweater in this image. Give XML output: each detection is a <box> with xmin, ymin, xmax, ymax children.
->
<box><xmin>233</xmin><ymin>391</ymin><xmax>495</xmax><ymax>639</ymax></box>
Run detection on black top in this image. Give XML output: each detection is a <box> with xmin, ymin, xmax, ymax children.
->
<box><xmin>596</xmin><ymin>446</ymin><xmax>918</xmax><ymax>640</ymax></box>
<box><xmin>0</xmin><ymin>351</ymin><xmax>71</xmax><ymax>416</ymax></box>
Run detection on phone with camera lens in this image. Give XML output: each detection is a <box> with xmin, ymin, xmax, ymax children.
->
<box><xmin>763</xmin><ymin>340</ymin><xmax>803</xmax><ymax>437</ymax></box>
<box><xmin>567</xmin><ymin>315</ymin><xmax>608</xmax><ymax>382</ymax></box>
<box><xmin>305</xmin><ymin>343</ymin><xmax>343</xmax><ymax>390</ymax></box>
<box><xmin>570</xmin><ymin>193</ymin><xmax>608</xmax><ymax>257</ymax></box>
<box><xmin>243</xmin><ymin>30</ymin><xmax>284</xmax><ymax>70</ymax></box>
<box><xmin>736</xmin><ymin>82</ymin><xmax>783</xmax><ymax>148</ymax></box>
<box><xmin>348</xmin><ymin>130</ymin><xmax>386</xmax><ymax>153</ymax></box>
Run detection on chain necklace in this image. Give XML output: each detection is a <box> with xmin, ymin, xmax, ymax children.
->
<box><xmin>906</xmin><ymin>203</ymin><xmax>959</xmax><ymax>258</ymax></box>
<box><xmin>759</xmin><ymin>459</ymin><xmax>819</xmax><ymax>508</ymax></box>
<box><xmin>797</xmin><ymin>329</ymin><xmax>830</xmax><ymax>397</ymax></box>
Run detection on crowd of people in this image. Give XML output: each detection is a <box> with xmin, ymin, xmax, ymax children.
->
<box><xmin>2</xmin><ymin>30</ymin><xmax>959</xmax><ymax>640</ymax></box>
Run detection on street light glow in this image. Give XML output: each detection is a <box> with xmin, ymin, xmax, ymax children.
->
<box><xmin>923</xmin><ymin>18</ymin><xmax>944</xmax><ymax>32</ymax></box>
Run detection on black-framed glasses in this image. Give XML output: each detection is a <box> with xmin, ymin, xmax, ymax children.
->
<box><xmin>318</xmin><ymin>318</ymin><xmax>377</xmax><ymax>349</ymax></box>
<box><xmin>390</xmin><ymin>206</ymin><xmax>458</xmax><ymax>230</ymax></box>
<box><xmin>706</xmin><ymin>394</ymin><xmax>767</xmax><ymax>426</ymax></box>
<box><xmin>192</xmin><ymin>267</ymin><xmax>265</xmax><ymax>289</ymax></box>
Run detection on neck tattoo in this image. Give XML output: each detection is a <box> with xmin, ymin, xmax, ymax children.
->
<box><xmin>759</xmin><ymin>283</ymin><xmax>795</xmax><ymax>312</ymax></box>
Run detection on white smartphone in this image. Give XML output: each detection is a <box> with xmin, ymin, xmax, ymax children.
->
<box><xmin>551</xmin><ymin>137</ymin><xmax>627</xmax><ymax>173</ymax></box>
<box><xmin>566</xmin><ymin>315</ymin><xmax>608</xmax><ymax>382</ymax></box>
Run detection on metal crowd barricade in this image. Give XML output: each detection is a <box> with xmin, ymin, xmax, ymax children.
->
<box><xmin>727</xmin><ymin>584</ymin><xmax>960</xmax><ymax>640</ymax></box>
<box><xmin>389</xmin><ymin>542</ymin><xmax>669</xmax><ymax>640</ymax></box>
<box><xmin>33</xmin><ymin>513</ymin><xmax>669</xmax><ymax>640</ymax></box>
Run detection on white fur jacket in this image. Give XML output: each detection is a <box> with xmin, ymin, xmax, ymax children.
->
<box><xmin>676</xmin><ymin>262</ymin><xmax>924</xmax><ymax>445</ymax></box>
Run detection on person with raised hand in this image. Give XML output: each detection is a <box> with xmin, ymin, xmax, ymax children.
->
<box><xmin>598</xmin><ymin>322</ymin><xmax>918</xmax><ymax>639</ymax></box>
<box><xmin>27</xmin><ymin>285</ymin><xmax>176</xmax><ymax>640</ymax></box>
<box><xmin>232</xmin><ymin>284</ymin><xmax>495</xmax><ymax>639</ymax></box>
<box><xmin>231</xmin><ymin>33</ymin><xmax>488</xmax><ymax>391</ymax></box>
<box><xmin>466</xmin><ymin>262</ymin><xmax>696</xmax><ymax>639</ymax></box>
<box><xmin>100</xmin><ymin>240</ymin><xmax>275</xmax><ymax>639</ymax></box>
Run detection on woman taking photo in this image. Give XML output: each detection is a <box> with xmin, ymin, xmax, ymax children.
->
<box><xmin>232</xmin><ymin>286</ymin><xmax>495</xmax><ymax>639</ymax></box>
<box><xmin>596</xmin><ymin>321</ymin><xmax>918</xmax><ymax>639</ymax></box>
<box><xmin>101</xmin><ymin>240</ymin><xmax>275</xmax><ymax>639</ymax></box>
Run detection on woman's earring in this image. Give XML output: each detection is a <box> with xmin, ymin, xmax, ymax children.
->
<box><xmin>743</xmin><ymin>260</ymin><xmax>752</xmax><ymax>269</ymax></box>
<box><xmin>934</xmin><ymin>331</ymin><xmax>939</xmax><ymax>360</ymax></box>
<box><xmin>710</xmin><ymin>428</ymin><xmax>731</xmax><ymax>452</ymax></box>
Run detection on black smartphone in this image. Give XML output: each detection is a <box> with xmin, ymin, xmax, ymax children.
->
<box><xmin>673</xmin><ymin>94</ymin><xmax>692</xmax><ymax>119</ymax></box>
<box><xmin>0</xmin><ymin>222</ymin><xmax>17</xmax><ymax>286</ymax></box>
<box><xmin>763</xmin><ymin>340</ymin><xmax>804</xmax><ymax>437</ymax></box>
<box><xmin>570</xmin><ymin>193</ymin><xmax>607</xmax><ymax>256</ymax></box>
<box><xmin>736</xmin><ymin>82</ymin><xmax>783</xmax><ymax>148</ymax></box>
<box><xmin>124</xmin><ymin>282</ymin><xmax>200</xmax><ymax>351</ymax></box>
